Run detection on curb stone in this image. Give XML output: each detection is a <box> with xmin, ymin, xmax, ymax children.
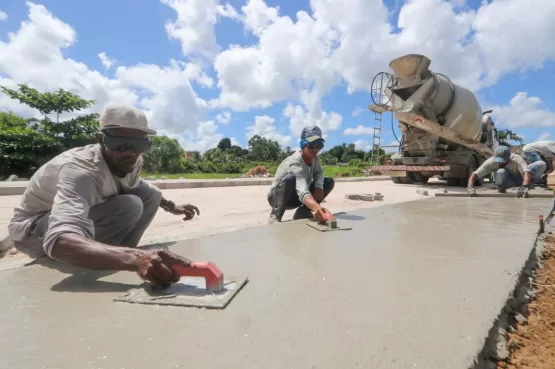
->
<box><xmin>0</xmin><ymin>176</ymin><xmax>391</xmax><ymax>196</ymax></box>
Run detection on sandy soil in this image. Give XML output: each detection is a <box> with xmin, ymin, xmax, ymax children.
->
<box><xmin>497</xmin><ymin>234</ymin><xmax>555</xmax><ymax>369</ymax></box>
<box><xmin>0</xmin><ymin>180</ymin><xmax>457</xmax><ymax>270</ymax></box>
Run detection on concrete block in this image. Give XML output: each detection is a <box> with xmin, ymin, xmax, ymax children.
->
<box><xmin>345</xmin><ymin>193</ymin><xmax>361</xmax><ymax>200</ymax></box>
<box><xmin>373</xmin><ymin>192</ymin><xmax>384</xmax><ymax>201</ymax></box>
<box><xmin>416</xmin><ymin>189</ymin><xmax>429</xmax><ymax>196</ymax></box>
<box><xmin>358</xmin><ymin>194</ymin><xmax>374</xmax><ymax>201</ymax></box>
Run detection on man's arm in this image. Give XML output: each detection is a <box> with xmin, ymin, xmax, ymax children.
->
<box><xmin>312</xmin><ymin>158</ymin><xmax>325</xmax><ymax>190</ymax></box>
<box><xmin>289</xmin><ymin>162</ymin><xmax>320</xmax><ymax>211</ymax></box>
<box><xmin>468</xmin><ymin>158</ymin><xmax>494</xmax><ymax>187</ymax></box>
<box><xmin>513</xmin><ymin>155</ymin><xmax>534</xmax><ymax>186</ymax></box>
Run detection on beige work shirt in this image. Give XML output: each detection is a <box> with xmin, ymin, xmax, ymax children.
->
<box><xmin>8</xmin><ymin>144</ymin><xmax>143</xmax><ymax>258</ymax></box>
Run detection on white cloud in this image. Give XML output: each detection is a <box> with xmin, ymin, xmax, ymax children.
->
<box><xmin>490</xmin><ymin>92</ymin><xmax>555</xmax><ymax>128</ymax></box>
<box><xmin>536</xmin><ymin>132</ymin><xmax>551</xmax><ymax>141</ymax></box>
<box><xmin>216</xmin><ymin>110</ymin><xmax>231</xmax><ymax>124</ymax></box>
<box><xmin>352</xmin><ymin>107</ymin><xmax>363</xmax><ymax>117</ymax></box>
<box><xmin>212</xmin><ymin>0</ymin><xmax>555</xmax><ymax>128</ymax></box>
<box><xmin>246</xmin><ymin>115</ymin><xmax>292</xmax><ymax>147</ymax></box>
<box><xmin>283</xmin><ymin>103</ymin><xmax>342</xmax><ymax>139</ymax></box>
<box><xmin>161</xmin><ymin>0</ymin><xmax>239</xmax><ymax>60</ymax></box>
<box><xmin>354</xmin><ymin>139</ymin><xmax>372</xmax><ymax>151</ymax></box>
<box><xmin>0</xmin><ymin>2</ymin><xmax>215</xmax><ymax>141</ymax></box>
<box><xmin>0</xmin><ymin>9</ymin><xmax>7</xmax><ymax>21</ymax></box>
<box><xmin>176</xmin><ymin>120</ymin><xmax>223</xmax><ymax>152</ymax></box>
<box><xmin>344</xmin><ymin>125</ymin><xmax>374</xmax><ymax>136</ymax></box>
<box><xmin>98</xmin><ymin>52</ymin><xmax>116</xmax><ymax>69</ymax></box>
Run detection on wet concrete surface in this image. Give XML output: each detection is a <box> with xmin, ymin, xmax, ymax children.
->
<box><xmin>0</xmin><ymin>198</ymin><xmax>548</xmax><ymax>369</ymax></box>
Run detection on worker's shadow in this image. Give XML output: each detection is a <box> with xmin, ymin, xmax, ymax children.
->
<box><xmin>42</xmin><ymin>242</ymin><xmax>176</xmax><ymax>293</ymax></box>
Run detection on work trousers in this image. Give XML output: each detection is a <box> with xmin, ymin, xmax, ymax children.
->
<box><xmin>492</xmin><ymin>160</ymin><xmax>547</xmax><ymax>191</ymax></box>
<box><xmin>267</xmin><ymin>174</ymin><xmax>335</xmax><ymax>220</ymax></box>
<box><xmin>14</xmin><ymin>181</ymin><xmax>162</xmax><ymax>258</ymax></box>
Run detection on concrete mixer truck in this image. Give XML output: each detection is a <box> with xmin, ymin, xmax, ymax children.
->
<box><xmin>370</xmin><ymin>54</ymin><xmax>499</xmax><ymax>186</ymax></box>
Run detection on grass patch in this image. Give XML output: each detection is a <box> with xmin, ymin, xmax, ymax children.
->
<box><xmin>142</xmin><ymin>165</ymin><xmax>365</xmax><ymax>180</ymax></box>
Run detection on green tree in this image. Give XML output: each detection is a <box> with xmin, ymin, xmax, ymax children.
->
<box><xmin>0</xmin><ymin>126</ymin><xmax>64</xmax><ymax>179</ymax></box>
<box><xmin>217</xmin><ymin>137</ymin><xmax>232</xmax><ymax>151</ymax></box>
<box><xmin>1</xmin><ymin>84</ymin><xmax>95</xmax><ymax>123</ymax></box>
<box><xmin>229</xmin><ymin>145</ymin><xmax>247</xmax><ymax>157</ymax></box>
<box><xmin>0</xmin><ymin>112</ymin><xmax>28</xmax><ymax>130</ymax></box>
<box><xmin>247</xmin><ymin>135</ymin><xmax>281</xmax><ymax>162</ymax></box>
<box><xmin>142</xmin><ymin>136</ymin><xmax>184</xmax><ymax>174</ymax></box>
<box><xmin>496</xmin><ymin>128</ymin><xmax>523</xmax><ymax>147</ymax></box>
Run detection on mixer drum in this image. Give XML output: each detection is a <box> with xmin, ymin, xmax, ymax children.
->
<box><xmin>388</xmin><ymin>54</ymin><xmax>484</xmax><ymax>142</ymax></box>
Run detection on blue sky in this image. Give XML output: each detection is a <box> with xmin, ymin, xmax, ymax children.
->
<box><xmin>0</xmin><ymin>0</ymin><xmax>554</xmax><ymax>152</ymax></box>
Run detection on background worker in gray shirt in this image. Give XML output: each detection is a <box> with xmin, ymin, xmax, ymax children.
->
<box><xmin>466</xmin><ymin>145</ymin><xmax>546</xmax><ymax>198</ymax></box>
<box><xmin>267</xmin><ymin>125</ymin><xmax>334</xmax><ymax>224</ymax></box>
<box><xmin>8</xmin><ymin>104</ymin><xmax>199</xmax><ymax>287</ymax></box>
<box><xmin>522</xmin><ymin>140</ymin><xmax>555</xmax><ymax>181</ymax></box>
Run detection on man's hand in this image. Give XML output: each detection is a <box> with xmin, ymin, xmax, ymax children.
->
<box><xmin>312</xmin><ymin>188</ymin><xmax>325</xmax><ymax>202</ymax></box>
<box><xmin>135</xmin><ymin>249</ymin><xmax>193</xmax><ymax>287</ymax></box>
<box><xmin>467</xmin><ymin>187</ymin><xmax>477</xmax><ymax>197</ymax></box>
<box><xmin>161</xmin><ymin>198</ymin><xmax>200</xmax><ymax>221</ymax></box>
<box><xmin>516</xmin><ymin>186</ymin><xmax>530</xmax><ymax>198</ymax></box>
<box><xmin>314</xmin><ymin>206</ymin><xmax>331</xmax><ymax>222</ymax></box>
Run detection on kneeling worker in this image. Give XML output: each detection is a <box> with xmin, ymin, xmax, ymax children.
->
<box><xmin>267</xmin><ymin>125</ymin><xmax>334</xmax><ymax>223</ymax></box>
<box><xmin>522</xmin><ymin>140</ymin><xmax>555</xmax><ymax>185</ymax></box>
<box><xmin>8</xmin><ymin>104</ymin><xmax>199</xmax><ymax>287</ymax></box>
<box><xmin>467</xmin><ymin>145</ymin><xmax>546</xmax><ymax>197</ymax></box>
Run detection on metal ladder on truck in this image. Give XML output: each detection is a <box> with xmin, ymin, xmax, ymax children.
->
<box><xmin>369</xmin><ymin>72</ymin><xmax>394</xmax><ymax>168</ymax></box>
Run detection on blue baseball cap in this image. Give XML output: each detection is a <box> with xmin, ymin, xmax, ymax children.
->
<box><xmin>301</xmin><ymin>125</ymin><xmax>325</xmax><ymax>143</ymax></box>
<box><xmin>493</xmin><ymin>146</ymin><xmax>511</xmax><ymax>163</ymax></box>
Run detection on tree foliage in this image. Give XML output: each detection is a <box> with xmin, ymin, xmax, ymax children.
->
<box><xmin>496</xmin><ymin>128</ymin><xmax>523</xmax><ymax>146</ymax></box>
<box><xmin>0</xmin><ymin>84</ymin><xmax>98</xmax><ymax>179</ymax></box>
<box><xmin>1</xmin><ymin>84</ymin><xmax>95</xmax><ymax>122</ymax></box>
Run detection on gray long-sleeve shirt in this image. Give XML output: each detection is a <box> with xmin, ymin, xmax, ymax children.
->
<box><xmin>269</xmin><ymin>151</ymin><xmax>324</xmax><ymax>203</ymax></box>
<box><xmin>8</xmin><ymin>144</ymin><xmax>143</xmax><ymax>258</ymax></box>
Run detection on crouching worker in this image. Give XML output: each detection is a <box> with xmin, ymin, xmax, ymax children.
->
<box><xmin>8</xmin><ymin>104</ymin><xmax>199</xmax><ymax>287</ymax></box>
<box><xmin>267</xmin><ymin>125</ymin><xmax>334</xmax><ymax>224</ymax></box>
<box><xmin>522</xmin><ymin>140</ymin><xmax>555</xmax><ymax>187</ymax></box>
<box><xmin>467</xmin><ymin>146</ymin><xmax>546</xmax><ymax>198</ymax></box>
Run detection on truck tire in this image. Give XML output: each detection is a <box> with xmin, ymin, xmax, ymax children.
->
<box><xmin>391</xmin><ymin>177</ymin><xmax>402</xmax><ymax>184</ymax></box>
<box><xmin>460</xmin><ymin>156</ymin><xmax>480</xmax><ymax>187</ymax></box>
<box><xmin>414</xmin><ymin>173</ymin><xmax>429</xmax><ymax>184</ymax></box>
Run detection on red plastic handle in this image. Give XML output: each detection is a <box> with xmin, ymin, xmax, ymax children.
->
<box><xmin>171</xmin><ymin>261</ymin><xmax>224</xmax><ymax>293</ymax></box>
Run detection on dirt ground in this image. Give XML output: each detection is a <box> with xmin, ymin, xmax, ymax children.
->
<box><xmin>497</xmin><ymin>234</ymin><xmax>555</xmax><ymax>369</ymax></box>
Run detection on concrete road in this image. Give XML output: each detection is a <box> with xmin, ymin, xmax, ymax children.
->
<box><xmin>0</xmin><ymin>197</ymin><xmax>545</xmax><ymax>369</ymax></box>
<box><xmin>0</xmin><ymin>180</ymin><xmax>462</xmax><ymax>270</ymax></box>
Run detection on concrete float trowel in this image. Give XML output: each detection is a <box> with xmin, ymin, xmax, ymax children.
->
<box><xmin>306</xmin><ymin>212</ymin><xmax>353</xmax><ymax>232</ymax></box>
<box><xmin>114</xmin><ymin>261</ymin><xmax>248</xmax><ymax>309</ymax></box>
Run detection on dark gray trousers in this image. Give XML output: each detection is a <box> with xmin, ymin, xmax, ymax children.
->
<box><xmin>267</xmin><ymin>175</ymin><xmax>335</xmax><ymax>220</ymax></box>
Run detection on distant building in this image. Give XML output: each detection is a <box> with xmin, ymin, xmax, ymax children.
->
<box><xmin>183</xmin><ymin>151</ymin><xmax>197</xmax><ymax>158</ymax></box>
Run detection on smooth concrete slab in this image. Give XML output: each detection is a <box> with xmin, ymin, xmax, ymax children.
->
<box><xmin>0</xmin><ymin>198</ymin><xmax>546</xmax><ymax>369</ymax></box>
<box><xmin>0</xmin><ymin>176</ymin><xmax>389</xmax><ymax>196</ymax></box>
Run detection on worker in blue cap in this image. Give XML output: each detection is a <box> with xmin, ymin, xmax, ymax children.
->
<box><xmin>467</xmin><ymin>145</ymin><xmax>546</xmax><ymax>198</ymax></box>
<box><xmin>267</xmin><ymin>125</ymin><xmax>334</xmax><ymax>224</ymax></box>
